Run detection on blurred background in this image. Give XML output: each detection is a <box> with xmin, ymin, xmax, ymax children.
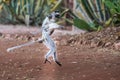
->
<box><xmin>0</xmin><ymin>0</ymin><xmax>120</xmax><ymax>31</ymax></box>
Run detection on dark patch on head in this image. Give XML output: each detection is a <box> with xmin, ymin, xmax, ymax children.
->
<box><xmin>55</xmin><ymin>14</ymin><xmax>60</xmax><ymax>18</ymax></box>
<box><xmin>54</xmin><ymin>10</ymin><xmax>60</xmax><ymax>18</ymax></box>
<box><xmin>48</xmin><ymin>15</ymin><xmax>52</xmax><ymax>19</ymax></box>
<box><xmin>55</xmin><ymin>10</ymin><xmax>59</xmax><ymax>13</ymax></box>
<box><xmin>48</xmin><ymin>10</ymin><xmax>60</xmax><ymax>19</ymax></box>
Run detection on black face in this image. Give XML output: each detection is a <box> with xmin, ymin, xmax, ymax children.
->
<box><xmin>55</xmin><ymin>10</ymin><xmax>60</xmax><ymax>18</ymax></box>
<box><xmin>48</xmin><ymin>15</ymin><xmax>52</xmax><ymax>19</ymax></box>
<box><xmin>48</xmin><ymin>10</ymin><xmax>60</xmax><ymax>19</ymax></box>
<box><xmin>55</xmin><ymin>13</ymin><xmax>60</xmax><ymax>18</ymax></box>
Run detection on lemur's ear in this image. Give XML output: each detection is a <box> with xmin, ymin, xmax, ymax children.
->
<box><xmin>55</xmin><ymin>10</ymin><xmax>59</xmax><ymax>13</ymax></box>
<box><xmin>48</xmin><ymin>14</ymin><xmax>52</xmax><ymax>19</ymax></box>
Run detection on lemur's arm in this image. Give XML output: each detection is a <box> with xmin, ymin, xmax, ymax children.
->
<box><xmin>49</xmin><ymin>29</ymin><xmax>54</xmax><ymax>35</ymax></box>
<box><xmin>38</xmin><ymin>38</ymin><xmax>44</xmax><ymax>43</ymax></box>
<box><xmin>38</xmin><ymin>29</ymin><xmax>54</xmax><ymax>43</ymax></box>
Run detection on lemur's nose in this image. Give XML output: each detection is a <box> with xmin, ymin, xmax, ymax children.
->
<box><xmin>55</xmin><ymin>14</ymin><xmax>60</xmax><ymax>18</ymax></box>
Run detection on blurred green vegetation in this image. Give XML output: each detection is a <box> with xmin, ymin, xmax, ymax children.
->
<box><xmin>70</xmin><ymin>0</ymin><xmax>120</xmax><ymax>31</ymax></box>
<box><xmin>104</xmin><ymin>0</ymin><xmax>120</xmax><ymax>27</ymax></box>
<box><xmin>0</xmin><ymin>0</ymin><xmax>63</xmax><ymax>26</ymax></box>
<box><xmin>0</xmin><ymin>0</ymin><xmax>120</xmax><ymax>31</ymax></box>
<box><xmin>71</xmin><ymin>0</ymin><xmax>109</xmax><ymax>31</ymax></box>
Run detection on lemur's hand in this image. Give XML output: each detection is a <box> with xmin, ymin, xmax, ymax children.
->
<box><xmin>37</xmin><ymin>38</ymin><xmax>44</xmax><ymax>43</ymax></box>
<box><xmin>38</xmin><ymin>40</ymin><xmax>43</xmax><ymax>43</ymax></box>
<box><xmin>60</xmin><ymin>26</ymin><xmax>64</xmax><ymax>30</ymax></box>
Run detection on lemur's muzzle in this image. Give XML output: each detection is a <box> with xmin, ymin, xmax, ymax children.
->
<box><xmin>55</xmin><ymin>14</ymin><xmax>60</xmax><ymax>18</ymax></box>
<box><xmin>54</xmin><ymin>10</ymin><xmax>60</xmax><ymax>18</ymax></box>
<box><xmin>48</xmin><ymin>11</ymin><xmax>60</xmax><ymax>19</ymax></box>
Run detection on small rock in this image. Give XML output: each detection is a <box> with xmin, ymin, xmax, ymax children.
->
<box><xmin>60</xmin><ymin>39</ymin><xmax>68</xmax><ymax>46</ymax></box>
<box><xmin>68</xmin><ymin>37</ymin><xmax>75</xmax><ymax>44</ymax></box>
<box><xmin>71</xmin><ymin>62</ymin><xmax>77</xmax><ymax>64</ymax></box>
<box><xmin>114</xmin><ymin>42</ymin><xmax>120</xmax><ymax>50</ymax></box>
<box><xmin>17</xmin><ymin>36</ymin><xmax>23</xmax><ymax>40</ymax></box>
<box><xmin>14</xmin><ymin>34</ymin><xmax>20</xmax><ymax>39</ymax></box>
<box><xmin>36</xmin><ymin>66</ymin><xmax>42</xmax><ymax>71</ymax></box>
<box><xmin>55</xmin><ymin>40</ymin><xmax>59</xmax><ymax>45</ymax></box>
<box><xmin>105</xmin><ymin>42</ymin><xmax>112</xmax><ymax>47</ymax></box>
<box><xmin>82</xmin><ymin>75</ymin><xmax>86</xmax><ymax>78</ymax></box>
<box><xmin>90</xmin><ymin>42</ymin><xmax>97</xmax><ymax>48</ymax></box>
<box><xmin>25</xmin><ymin>35</ymin><xmax>32</xmax><ymax>41</ymax></box>
<box><xmin>5</xmin><ymin>34</ymin><xmax>11</xmax><ymax>39</ymax></box>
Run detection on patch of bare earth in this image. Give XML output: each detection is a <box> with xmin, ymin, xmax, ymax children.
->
<box><xmin>0</xmin><ymin>25</ymin><xmax>120</xmax><ymax>80</ymax></box>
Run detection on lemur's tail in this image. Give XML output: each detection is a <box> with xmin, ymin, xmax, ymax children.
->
<box><xmin>7</xmin><ymin>40</ymin><xmax>37</xmax><ymax>52</ymax></box>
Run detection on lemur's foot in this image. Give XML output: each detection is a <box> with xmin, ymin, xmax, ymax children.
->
<box><xmin>55</xmin><ymin>61</ymin><xmax>62</xmax><ymax>67</ymax></box>
<box><xmin>44</xmin><ymin>59</ymin><xmax>51</xmax><ymax>64</ymax></box>
<box><xmin>38</xmin><ymin>40</ymin><xmax>43</xmax><ymax>43</ymax></box>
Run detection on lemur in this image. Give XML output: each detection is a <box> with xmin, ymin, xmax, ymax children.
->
<box><xmin>38</xmin><ymin>11</ymin><xmax>63</xmax><ymax>66</ymax></box>
<box><xmin>7</xmin><ymin>11</ymin><xmax>63</xmax><ymax>66</ymax></box>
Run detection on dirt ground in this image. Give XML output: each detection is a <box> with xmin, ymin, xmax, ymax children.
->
<box><xmin>0</xmin><ymin>25</ymin><xmax>120</xmax><ymax>80</ymax></box>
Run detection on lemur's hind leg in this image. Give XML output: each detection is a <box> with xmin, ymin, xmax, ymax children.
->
<box><xmin>55</xmin><ymin>61</ymin><xmax>62</xmax><ymax>66</ymax></box>
<box><xmin>44</xmin><ymin>59</ymin><xmax>51</xmax><ymax>64</ymax></box>
<box><xmin>53</xmin><ymin>52</ymin><xmax>62</xmax><ymax>66</ymax></box>
<box><xmin>44</xmin><ymin>49</ymin><xmax>53</xmax><ymax>64</ymax></box>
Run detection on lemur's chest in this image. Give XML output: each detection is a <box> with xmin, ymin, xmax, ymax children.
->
<box><xmin>42</xmin><ymin>30</ymin><xmax>53</xmax><ymax>41</ymax></box>
<box><xmin>42</xmin><ymin>30</ymin><xmax>55</xmax><ymax>47</ymax></box>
